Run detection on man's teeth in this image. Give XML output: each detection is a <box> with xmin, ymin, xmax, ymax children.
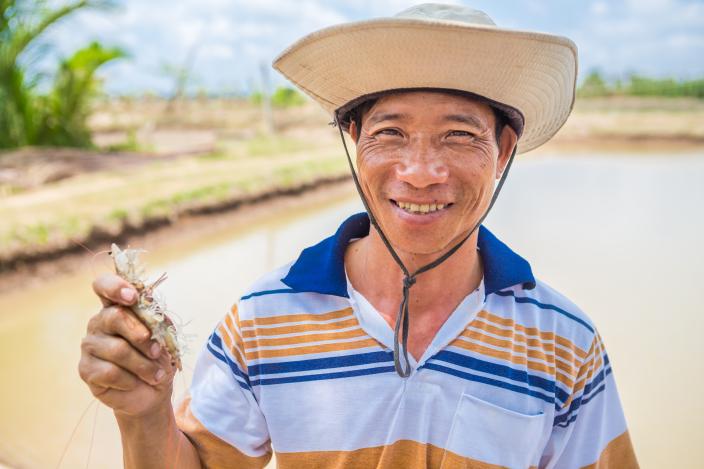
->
<box><xmin>396</xmin><ymin>201</ymin><xmax>446</xmax><ymax>214</ymax></box>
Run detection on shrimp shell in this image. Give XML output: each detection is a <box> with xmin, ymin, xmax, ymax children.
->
<box><xmin>110</xmin><ymin>243</ymin><xmax>182</xmax><ymax>370</ymax></box>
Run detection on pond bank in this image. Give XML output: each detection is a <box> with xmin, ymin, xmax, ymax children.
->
<box><xmin>0</xmin><ymin>176</ymin><xmax>354</xmax><ymax>294</ymax></box>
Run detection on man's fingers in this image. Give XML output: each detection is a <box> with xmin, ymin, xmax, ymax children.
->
<box><xmin>92</xmin><ymin>273</ymin><xmax>137</xmax><ymax>307</ymax></box>
<box><xmin>83</xmin><ymin>334</ymin><xmax>167</xmax><ymax>386</ymax></box>
<box><xmin>93</xmin><ymin>305</ymin><xmax>161</xmax><ymax>360</ymax></box>
<box><xmin>78</xmin><ymin>353</ymin><xmax>140</xmax><ymax>392</ymax></box>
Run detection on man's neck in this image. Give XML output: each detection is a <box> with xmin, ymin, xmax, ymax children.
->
<box><xmin>344</xmin><ymin>227</ymin><xmax>483</xmax><ymax>323</ymax></box>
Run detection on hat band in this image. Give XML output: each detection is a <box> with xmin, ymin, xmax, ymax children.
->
<box><xmin>334</xmin><ymin>87</ymin><xmax>525</xmax><ymax>139</ymax></box>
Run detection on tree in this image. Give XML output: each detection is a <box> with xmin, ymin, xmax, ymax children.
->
<box><xmin>38</xmin><ymin>41</ymin><xmax>126</xmax><ymax>146</ymax></box>
<box><xmin>577</xmin><ymin>70</ymin><xmax>609</xmax><ymax>98</ymax></box>
<box><xmin>0</xmin><ymin>0</ymin><xmax>123</xmax><ymax>149</ymax></box>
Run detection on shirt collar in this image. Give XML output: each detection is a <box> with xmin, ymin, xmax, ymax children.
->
<box><xmin>281</xmin><ymin>212</ymin><xmax>535</xmax><ymax>297</ymax></box>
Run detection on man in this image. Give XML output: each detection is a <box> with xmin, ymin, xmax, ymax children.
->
<box><xmin>79</xmin><ymin>4</ymin><xmax>639</xmax><ymax>468</ymax></box>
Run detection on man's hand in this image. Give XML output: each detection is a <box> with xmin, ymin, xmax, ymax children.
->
<box><xmin>78</xmin><ymin>273</ymin><xmax>202</xmax><ymax>468</ymax></box>
<box><xmin>78</xmin><ymin>273</ymin><xmax>176</xmax><ymax>418</ymax></box>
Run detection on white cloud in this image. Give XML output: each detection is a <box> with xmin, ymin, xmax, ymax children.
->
<box><xmin>37</xmin><ymin>0</ymin><xmax>704</xmax><ymax>94</ymax></box>
<box><xmin>590</xmin><ymin>1</ymin><xmax>608</xmax><ymax>15</ymax></box>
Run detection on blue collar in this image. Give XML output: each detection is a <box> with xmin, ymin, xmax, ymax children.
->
<box><xmin>281</xmin><ymin>212</ymin><xmax>535</xmax><ymax>298</ymax></box>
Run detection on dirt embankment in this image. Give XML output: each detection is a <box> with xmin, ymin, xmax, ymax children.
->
<box><xmin>0</xmin><ymin>176</ymin><xmax>355</xmax><ymax>294</ymax></box>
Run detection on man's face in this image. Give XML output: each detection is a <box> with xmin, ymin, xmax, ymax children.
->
<box><xmin>350</xmin><ymin>91</ymin><xmax>515</xmax><ymax>256</ymax></box>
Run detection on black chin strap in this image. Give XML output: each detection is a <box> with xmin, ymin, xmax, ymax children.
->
<box><xmin>336</xmin><ymin>118</ymin><xmax>517</xmax><ymax>377</ymax></box>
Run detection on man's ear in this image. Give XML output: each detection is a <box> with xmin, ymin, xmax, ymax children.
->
<box><xmin>348</xmin><ymin>120</ymin><xmax>359</xmax><ymax>142</ymax></box>
<box><xmin>496</xmin><ymin>125</ymin><xmax>518</xmax><ymax>179</ymax></box>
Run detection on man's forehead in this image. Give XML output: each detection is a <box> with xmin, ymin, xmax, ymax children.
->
<box><xmin>365</xmin><ymin>91</ymin><xmax>495</xmax><ymax>126</ymax></box>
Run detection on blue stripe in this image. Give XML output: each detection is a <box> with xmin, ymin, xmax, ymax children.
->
<box><xmin>553</xmin><ymin>366</ymin><xmax>613</xmax><ymax>427</ymax></box>
<box><xmin>249</xmin><ymin>351</ymin><xmax>393</xmax><ymax>378</ymax></box>
<box><xmin>423</xmin><ymin>362</ymin><xmax>556</xmax><ymax>406</ymax></box>
<box><xmin>493</xmin><ymin>290</ymin><xmax>594</xmax><ymax>333</ymax></box>
<box><xmin>240</xmin><ymin>288</ymin><xmax>297</xmax><ymax>301</ymax></box>
<box><xmin>432</xmin><ymin>350</ymin><xmax>569</xmax><ymax>404</ymax></box>
<box><xmin>251</xmin><ymin>365</ymin><xmax>395</xmax><ymax>386</ymax></box>
<box><xmin>206</xmin><ymin>343</ymin><xmax>252</xmax><ymax>391</ymax></box>
<box><xmin>207</xmin><ymin>333</ymin><xmax>252</xmax><ymax>390</ymax></box>
<box><xmin>554</xmin><ymin>381</ymin><xmax>608</xmax><ymax>428</ymax></box>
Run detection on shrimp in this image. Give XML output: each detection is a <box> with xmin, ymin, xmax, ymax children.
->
<box><xmin>110</xmin><ymin>243</ymin><xmax>183</xmax><ymax>370</ymax></box>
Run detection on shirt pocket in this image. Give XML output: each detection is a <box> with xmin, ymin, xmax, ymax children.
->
<box><xmin>442</xmin><ymin>392</ymin><xmax>547</xmax><ymax>469</ymax></box>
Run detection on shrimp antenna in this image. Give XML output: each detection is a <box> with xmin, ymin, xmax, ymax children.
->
<box><xmin>71</xmin><ymin>239</ymin><xmax>111</xmax><ymax>276</ymax></box>
<box><xmin>55</xmin><ymin>398</ymin><xmax>97</xmax><ymax>469</ymax></box>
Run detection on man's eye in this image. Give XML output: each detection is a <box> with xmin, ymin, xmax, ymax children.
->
<box><xmin>376</xmin><ymin>128</ymin><xmax>402</xmax><ymax>137</ymax></box>
<box><xmin>448</xmin><ymin>130</ymin><xmax>474</xmax><ymax>138</ymax></box>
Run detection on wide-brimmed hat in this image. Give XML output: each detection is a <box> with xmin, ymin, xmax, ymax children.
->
<box><xmin>273</xmin><ymin>3</ymin><xmax>577</xmax><ymax>153</ymax></box>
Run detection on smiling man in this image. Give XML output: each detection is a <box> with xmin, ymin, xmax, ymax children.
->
<box><xmin>79</xmin><ymin>4</ymin><xmax>639</xmax><ymax>468</ymax></box>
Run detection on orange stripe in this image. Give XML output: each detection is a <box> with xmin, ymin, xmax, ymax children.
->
<box><xmin>451</xmin><ymin>338</ymin><xmax>554</xmax><ymax>376</ymax></box>
<box><xmin>462</xmin><ymin>327</ymin><xmax>579</xmax><ymax>380</ymax></box>
<box><xmin>217</xmin><ymin>323</ymin><xmax>247</xmax><ymax>371</ymax></box>
<box><xmin>175</xmin><ymin>396</ymin><xmax>271</xmax><ymax>469</ymax></box>
<box><xmin>245</xmin><ymin>338</ymin><xmax>378</xmax><ymax>360</ymax></box>
<box><xmin>242</xmin><ymin>318</ymin><xmax>359</xmax><ymax>338</ymax></box>
<box><xmin>244</xmin><ymin>327</ymin><xmax>367</xmax><ymax>349</ymax></box>
<box><xmin>456</xmin><ymin>330</ymin><xmax>576</xmax><ymax>387</ymax></box>
<box><xmin>581</xmin><ymin>431</ymin><xmax>639</xmax><ymax>469</ymax></box>
<box><xmin>276</xmin><ymin>439</ymin><xmax>526</xmax><ymax>469</ymax></box>
<box><xmin>224</xmin><ymin>313</ymin><xmax>245</xmax><ymax>345</ymax></box>
<box><xmin>563</xmin><ymin>337</ymin><xmax>605</xmax><ymax>408</ymax></box>
<box><xmin>220</xmin><ymin>306</ymin><xmax>247</xmax><ymax>371</ymax></box>
<box><xmin>471</xmin><ymin>318</ymin><xmax>582</xmax><ymax>368</ymax></box>
<box><xmin>477</xmin><ymin>310</ymin><xmax>588</xmax><ymax>359</ymax></box>
<box><xmin>239</xmin><ymin>307</ymin><xmax>353</xmax><ymax>328</ymax></box>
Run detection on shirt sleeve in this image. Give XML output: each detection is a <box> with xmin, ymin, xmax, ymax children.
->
<box><xmin>540</xmin><ymin>331</ymin><xmax>639</xmax><ymax>468</ymax></box>
<box><xmin>175</xmin><ymin>304</ymin><xmax>272</xmax><ymax>469</ymax></box>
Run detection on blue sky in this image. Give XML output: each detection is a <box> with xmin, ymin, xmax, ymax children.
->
<box><xmin>40</xmin><ymin>0</ymin><xmax>704</xmax><ymax>95</ymax></box>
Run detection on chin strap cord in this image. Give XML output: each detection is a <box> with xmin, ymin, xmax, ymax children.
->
<box><xmin>336</xmin><ymin>118</ymin><xmax>517</xmax><ymax>377</ymax></box>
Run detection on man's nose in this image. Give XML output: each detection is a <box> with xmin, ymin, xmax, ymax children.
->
<box><xmin>395</xmin><ymin>142</ymin><xmax>449</xmax><ymax>188</ymax></box>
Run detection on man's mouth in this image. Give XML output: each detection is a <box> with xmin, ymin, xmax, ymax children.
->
<box><xmin>391</xmin><ymin>199</ymin><xmax>452</xmax><ymax>215</ymax></box>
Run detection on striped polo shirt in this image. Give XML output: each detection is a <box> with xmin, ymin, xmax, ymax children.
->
<box><xmin>176</xmin><ymin>213</ymin><xmax>638</xmax><ymax>468</ymax></box>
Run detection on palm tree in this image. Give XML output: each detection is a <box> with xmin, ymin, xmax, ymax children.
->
<box><xmin>0</xmin><ymin>0</ymin><xmax>122</xmax><ymax>149</ymax></box>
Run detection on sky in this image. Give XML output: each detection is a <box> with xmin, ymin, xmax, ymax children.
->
<box><xmin>37</xmin><ymin>0</ymin><xmax>704</xmax><ymax>96</ymax></box>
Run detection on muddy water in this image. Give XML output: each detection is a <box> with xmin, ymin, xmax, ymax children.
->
<box><xmin>0</xmin><ymin>154</ymin><xmax>702</xmax><ymax>468</ymax></box>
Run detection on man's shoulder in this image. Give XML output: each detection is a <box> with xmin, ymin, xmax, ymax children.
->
<box><xmin>486</xmin><ymin>279</ymin><xmax>598</xmax><ymax>354</ymax></box>
<box><xmin>235</xmin><ymin>261</ymin><xmax>349</xmax><ymax>321</ymax></box>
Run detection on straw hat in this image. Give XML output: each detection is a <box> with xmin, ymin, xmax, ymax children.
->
<box><xmin>273</xmin><ymin>3</ymin><xmax>577</xmax><ymax>153</ymax></box>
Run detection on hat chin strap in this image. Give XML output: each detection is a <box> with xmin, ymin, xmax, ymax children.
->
<box><xmin>335</xmin><ymin>118</ymin><xmax>517</xmax><ymax>377</ymax></box>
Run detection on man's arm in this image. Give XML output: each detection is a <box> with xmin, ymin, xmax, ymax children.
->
<box><xmin>541</xmin><ymin>332</ymin><xmax>639</xmax><ymax>468</ymax></box>
<box><xmin>116</xmin><ymin>401</ymin><xmax>201</xmax><ymax>468</ymax></box>
<box><xmin>78</xmin><ymin>273</ymin><xmax>202</xmax><ymax>469</ymax></box>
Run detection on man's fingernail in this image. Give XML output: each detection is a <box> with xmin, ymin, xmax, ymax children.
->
<box><xmin>120</xmin><ymin>288</ymin><xmax>135</xmax><ymax>302</ymax></box>
<box><xmin>155</xmin><ymin>369</ymin><xmax>166</xmax><ymax>382</ymax></box>
<box><xmin>150</xmin><ymin>342</ymin><xmax>161</xmax><ymax>358</ymax></box>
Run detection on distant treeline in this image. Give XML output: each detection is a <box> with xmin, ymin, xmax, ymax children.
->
<box><xmin>250</xmin><ymin>87</ymin><xmax>306</xmax><ymax>108</ymax></box>
<box><xmin>578</xmin><ymin>71</ymin><xmax>704</xmax><ymax>99</ymax></box>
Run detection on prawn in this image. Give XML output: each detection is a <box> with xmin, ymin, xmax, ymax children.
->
<box><xmin>109</xmin><ymin>243</ymin><xmax>184</xmax><ymax>370</ymax></box>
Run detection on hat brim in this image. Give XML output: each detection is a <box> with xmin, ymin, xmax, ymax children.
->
<box><xmin>273</xmin><ymin>18</ymin><xmax>577</xmax><ymax>153</ymax></box>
